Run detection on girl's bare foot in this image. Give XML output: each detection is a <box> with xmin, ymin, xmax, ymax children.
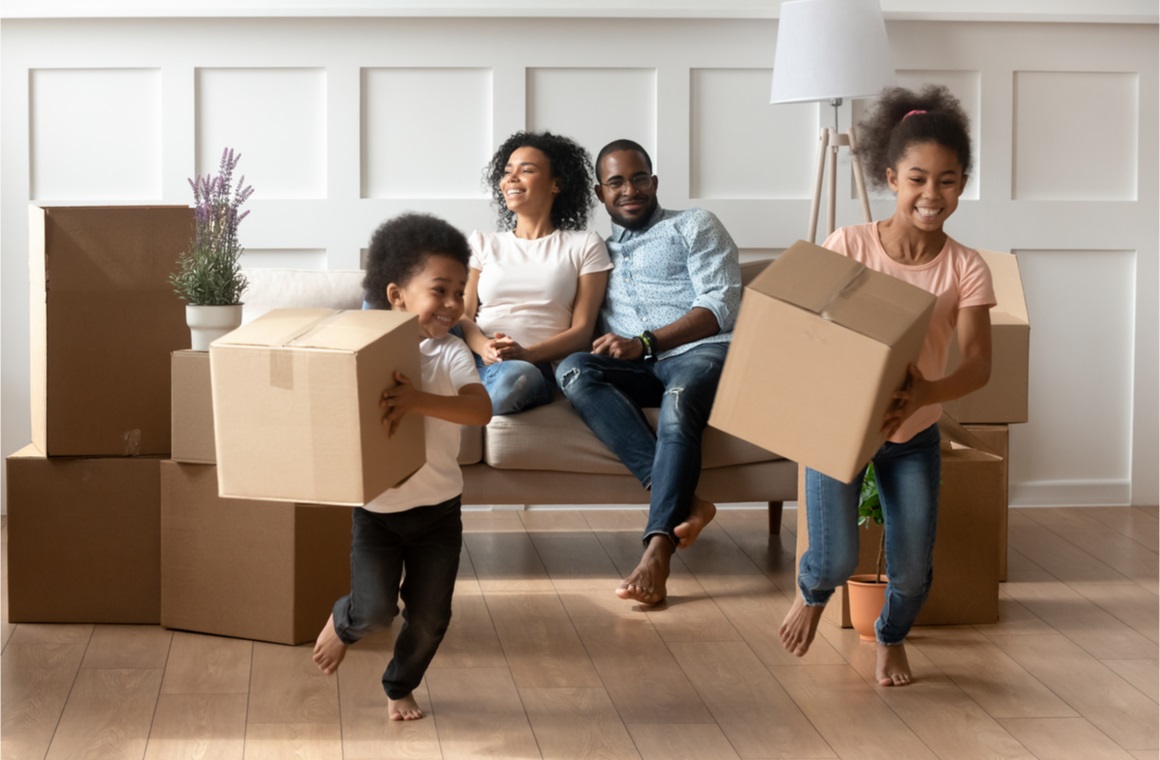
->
<box><xmin>778</xmin><ymin>593</ymin><xmax>825</xmax><ymax>657</ymax></box>
<box><xmin>876</xmin><ymin>642</ymin><xmax>913</xmax><ymax>686</ymax></box>
<box><xmin>674</xmin><ymin>495</ymin><xmax>717</xmax><ymax>548</ymax></box>
<box><xmin>312</xmin><ymin>614</ymin><xmax>348</xmax><ymax>675</ymax></box>
<box><xmin>615</xmin><ymin>536</ymin><xmax>672</xmax><ymax>605</ymax></box>
<box><xmin>388</xmin><ymin>693</ymin><xmax>425</xmax><ymax>720</ymax></box>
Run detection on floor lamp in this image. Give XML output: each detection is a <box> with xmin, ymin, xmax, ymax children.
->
<box><xmin>770</xmin><ymin>0</ymin><xmax>897</xmax><ymax>243</ymax></box>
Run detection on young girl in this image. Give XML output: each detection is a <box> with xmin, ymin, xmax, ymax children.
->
<box><xmin>460</xmin><ymin>130</ymin><xmax>611</xmax><ymax>415</ymax></box>
<box><xmin>779</xmin><ymin>85</ymin><xmax>996</xmax><ymax>687</ymax></box>
<box><xmin>313</xmin><ymin>213</ymin><xmax>492</xmax><ymax>721</ymax></box>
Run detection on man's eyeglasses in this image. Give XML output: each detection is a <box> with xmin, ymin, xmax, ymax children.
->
<box><xmin>600</xmin><ymin>173</ymin><xmax>653</xmax><ymax>191</ymax></box>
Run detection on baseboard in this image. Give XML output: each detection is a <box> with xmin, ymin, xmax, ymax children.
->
<box><xmin>1010</xmin><ymin>479</ymin><xmax>1131</xmax><ymax>507</ymax></box>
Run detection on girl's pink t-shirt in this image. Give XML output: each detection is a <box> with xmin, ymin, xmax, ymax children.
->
<box><xmin>822</xmin><ymin>222</ymin><xmax>996</xmax><ymax>444</ymax></box>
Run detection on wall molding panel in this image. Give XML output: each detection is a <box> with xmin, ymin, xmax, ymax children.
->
<box><xmin>2</xmin><ymin>16</ymin><xmax>1156</xmax><ymax>511</ymax></box>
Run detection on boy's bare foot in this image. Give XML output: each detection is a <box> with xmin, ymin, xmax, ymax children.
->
<box><xmin>388</xmin><ymin>693</ymin><xmax>425</xmax><ymax>720</ymax></box>
<box><xmin>615</xmin><ymin>536</ymin><xmax>673</xmax><ymax>605</ymax></box>
<box><xmin>312</xmin><ymin>614</ymin><xmax>348</xmax><ymax>675</ymax></box>
<box><xmin>876</xmin><ymin>642</ymin><xmax>913</xmax><ymax>686</ymax></box>
<box><xmin>779</xmin><ymin>593</ymin><xmax>825</xmax><ymax>657</ymax></box>
<box><xmin>674</xmin><ymin>495</ymin><xmax>717</xmax><ymax>549</ymax></box>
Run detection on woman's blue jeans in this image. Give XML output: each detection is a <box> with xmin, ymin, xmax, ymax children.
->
<box><xmin>799</xmin><ymin>423</ymin><xmax>941</xmax><ymax>645</ymax></box>
<box><xmin>555</xmin><ymin>343</ymin><xmax>728</xmax><ymax>546</ymax></box>
<box><xmin>330</xmin><ymin>497</ymin><xmax>462</xmax><ymax>699</ymax></box>
<box><xmin>473</xmin><ymin>354</ymin><xmax>555</xmax><ymax>416</ymax></box>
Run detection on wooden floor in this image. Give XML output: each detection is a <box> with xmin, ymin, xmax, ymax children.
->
<box><xmin>2</xmin><ymin>506</ymin><xmax>1158</xmax><ymax>760</ymax></box>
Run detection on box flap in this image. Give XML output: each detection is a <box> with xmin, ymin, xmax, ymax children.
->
<box><xmin>212</xmin><ymin>308</ymin><xmax>416</xmax><ymax>353</ymax></box>
<box><xmin>751</xmin><ymin>240</ymin><xmax>936</xmax><ymax>346</ymax></box>
<box><xmin>937</xmin><ymin>412</ymin><xmax>1002</xmax><ymax>459</ymax></box>
<box><xmin>977</xmin><ymin>249</ymin><xmax>1028</xmax><ymax>325</ymax></box>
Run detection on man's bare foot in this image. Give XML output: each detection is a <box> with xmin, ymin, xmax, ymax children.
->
<box><xmin>615</xmin><ymin>536</ymin><xmax>673</xmax><ymax>605</ymax></box>
<box><xmin>388</xmin><ymin>693</ymin><xmax>425</xmax><ymax>720</ymax></box>
<box><xmin>312</xmin><ymin>614</ymin><xmax>348</xmax><ymax>675</ymax></box>
<box><xmin>876</xmin><ymin>642</ymin><xmax>913</xmax><ymax>686</ymax></box>
<box><xmin>779</xmin><ymin>593</ymin><xmax>825</xmax><ymax>657</ymax></box>
<box><xmin>673</xmin><ymin>495</ymin><xmax>718</xmax><ymax>549</ymax></box>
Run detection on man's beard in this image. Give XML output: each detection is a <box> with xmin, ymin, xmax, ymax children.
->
<box><xmin>608</xmin><ymin>198</ymin><xmax>658</xmax><ymax>231</ymax></box>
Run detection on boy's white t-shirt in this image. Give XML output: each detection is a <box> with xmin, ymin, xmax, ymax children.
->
<box><xmin>363</xmin><ymin>333</ymin><xmax>481</xmax><ymax>514</ymax></box>
<box><xmin>469</xmin><ymin>229</ymin><xmax>611</xmax><ymax>349</ymax></box>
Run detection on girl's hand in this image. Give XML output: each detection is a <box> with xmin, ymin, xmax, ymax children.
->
<box><xmin>489</xmin><ymin>332</ymin><xmax>530</xmax><ymax>363</ymax></box>
<box><xmin>882</xmin><ymin>364</ymin><xmax>930</xmax><ymax>437</ymax></box>
<box><xmin>380</xmin><ymin>371</ymin><xmax>422</xmax><ymax>437</ymax></box>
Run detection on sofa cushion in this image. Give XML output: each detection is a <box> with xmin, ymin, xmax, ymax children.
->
<box><xmin>241</xmin><ymin>268</ymin><xmax>365</xmax><ymax>324</ymax></box>
<box><xmin>483</xmin><ymin>397</ymin><xmax>780</xmax><ymax>473</ymax></box>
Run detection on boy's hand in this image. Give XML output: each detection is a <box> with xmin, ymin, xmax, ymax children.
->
<box><xmin>381</xmin><ymin>371</ymin><xmax>422</xmax><ymax>437</ymax></box>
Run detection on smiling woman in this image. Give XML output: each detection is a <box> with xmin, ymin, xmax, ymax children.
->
<box><xmin>457</xmin><ymin>130</ymin><xmax>613</xmax><ymax>416</ymax></box>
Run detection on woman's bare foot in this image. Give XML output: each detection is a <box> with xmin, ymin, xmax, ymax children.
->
<box><xmin>876</xmin><ymin>642</ymin><xmax>913</xmax><ymax>686</ymax></box>
<box><xmin>388</xmin><ymin>693</ymin><xmax>425</xmax><ymax>720</ymax></box>
<box><xmin>674</xmin><ymin>495</ymin><xmax>717</xmax><ymax>549</ymax></box>
<box><xmin>615</xmin><ymin>536</ymin><xmax>673</xmax><ymax>605</ymax></box>
<box><xmin>312</xmin><ymin>614</ymin><xmax>348</xmax><ymax>675</ymax></box>
<box><xmin>778</xmin><ymin>593</ymin><xmax>825</xmax><ymax>657</ymax></box>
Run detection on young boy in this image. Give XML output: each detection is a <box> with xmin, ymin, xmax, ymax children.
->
<box><xmin>313</xmin><ymin>213</ymin><xmax>492</xmax><ymax>720</ymax></box>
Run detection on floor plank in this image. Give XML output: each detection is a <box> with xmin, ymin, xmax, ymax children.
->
<box><xmin>337</xmin><ymin>645</ymin><xmax>441</xmax><ymax>760</ymax></box>
<box><xmin>425</xmin><ymin>666</ymin><xmax>542</xmax><ymax>759</ymax></box>
<box><xmin>161</xmin><ymin>631</ymin><xmax>253</xmax><ymax>695</ymax></box>
<box><xmin>246</xmin><ymin>643</ymin><xmax>339</xmax><ymax>725</ymax></box>
<box><xmin>464</xmin><ymin>531</ymin><xmax>554</xmax><ymax>592</ymax></box>
<box><xmin>625</xmin><ymin>723</ymin><xmax>742</xmax><ymax>760</ymax></box>
<box><xmin>998</xmin><ymin>717</ymin><xmax>1136</xmax><ymax>760</ymax></box>
<box><xmin>520</xmin><ymin>686</ymin><xmax>641</xmax><ymax>760</ymax></box>
<box><xmin>1068</xmin><ymin>582</ymin><xmax>1160</xmax><ymax>643</ymax></box>
<box><xmin>81</xmin><ymin>624</ymin><xmax>172</xmax><ymax>670</ymax></box>
<box><xmin>0</xmin><ymin>643</ymin><xmax>87</xmax><ymax>760</ymax></box>
<box><xmin>1102</xmin><ymin>660</ymin><xmax>1159</xmax><ymax>703</ymax></box>
<box><xmin>45</xmin><ymin>667</ymin><xmax>163</xmax><ymax>760</ymax></box>
<box><xmin>484</xmin><ymin>590</ymin><xmax>603</xmax><ymax>689</ymax></box>
<box><xmin>144</xmin><ymin>693</ymin><xmax>247</xmax><ymax>760</ymax></box>
<box><xmin>242</xmin><ymin>722</ymin><xmax>342</xmax><ymax>760</ymax></box>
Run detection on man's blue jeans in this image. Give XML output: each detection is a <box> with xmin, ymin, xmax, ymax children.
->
<box><xmin>473</xmin><ymin>354</ymin><xmax>555</xmax><ymax>416</ymax></box>
<box><xmin>555</xmin><ymin>343</ymin><xmax>728</xmax><ymax>546</ymax></box>
<box><xmin>798</xmin><ymin>423</ymin><xmax>942</xmax><ymax>645</ymax></box>
<box><xmin>330</xmin><ymin>497</ymin><xmax>462</xmax><ymax>699</ymax></box>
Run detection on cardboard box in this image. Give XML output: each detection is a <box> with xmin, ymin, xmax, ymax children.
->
<box><xmin>794</xmin><ymin>416</ymin><xmax>1003</xmax><ymax>627</ymax></box>
<box><xmin>210</xmin><ymin>308</ymin><xmax>425</xmax><ymax>505</ymax></box>
<box><xmin>30</xmin><ymin>205</ymin><xmax>194</xmax><ymax>456</ymax></box>
<box><xmin>171</xmin><ymin>350</ymin><xmax>216</xmax><ymax>464</ymax></box>
<box><xmin>6</xmin><ymin>444</ymin><xmax>161</xmax><ymax>623</ymax></box>
<box><xmin>965</xmin><ymin>424</ymin><xmax>1009</xmax><ymax>581</ymax></box>
<box><xmin>943</xmin><ymin>250</ymin><xmax>1029</xmax><ymax>424</ymax></box>
<box><xmin>160</xmin><ymin>461</ymin><xmax>352</xmax><ymax>645</ymax></box>
<box><xmin>709</xmin><ymin>240</ymin><xmax>936</xmax><ymax>482</ymax></box>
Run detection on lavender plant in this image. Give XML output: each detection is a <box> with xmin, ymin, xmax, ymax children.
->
<box><xmin>170</xmin><ymin>148</ymin><xmax>254</xmax><ymax>305</ymax></box>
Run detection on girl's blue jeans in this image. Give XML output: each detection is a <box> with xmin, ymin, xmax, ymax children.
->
<box><xmin>330</xmin><ymin>497</ymin><xmax>462</xmax><ymax>699</ymax></box>
<box><xmin>799</xmin><ymin>422</ymin><xmax>942</xmax><ymax>645</ymax></box>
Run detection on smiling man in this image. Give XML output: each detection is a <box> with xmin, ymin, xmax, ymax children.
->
<box><xmin>554</xmin><ymin>139</ymin><xmax>742</xmax><ymax>606</ymax></box>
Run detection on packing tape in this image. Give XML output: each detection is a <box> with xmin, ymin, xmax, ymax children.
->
<box><xmin>819</xmin><ymin>265</ymin><xmax>868</xmax><ymax>322</ymax></box>
<box><xmin>280</xmin><ymin>310</ymin><xmax>345</xmax><ymax>347</ymax></box>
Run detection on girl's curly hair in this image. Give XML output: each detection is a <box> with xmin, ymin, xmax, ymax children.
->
<box><xmin>362</xmin><ymin>212</ymin><xmax>470</xmax><ymax>310</ymax></box>
<box><xmin>857</xmin><ymin>84</ymin><xmax>972</xmax><ymax>190</ymax></box>
<box><xmin>485</xmin><ymin>130</ymin><xmax>595</xmax><ymax>231</ymax></box>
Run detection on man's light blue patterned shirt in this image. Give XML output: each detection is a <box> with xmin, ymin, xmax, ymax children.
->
<box><xmin>601</xmin><ymin>206</ymin><xmax>742</xmax><ymax>360</ymax></box>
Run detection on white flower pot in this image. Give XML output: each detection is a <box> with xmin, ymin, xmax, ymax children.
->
<box><xmin>186</xmin><ymin>304</ymin><xmax>243</xmax><ymax>351</ymax></box>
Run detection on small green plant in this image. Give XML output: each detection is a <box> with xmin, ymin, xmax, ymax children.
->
<box><xmin>857</xmin><ymin>462</ymin><xmax>886</xmax><ymax>583</ymax></box>
<box><xmin>170</xmin><ymin>147</ymin><xmax>253</xmax><ymax>305</ymax></box>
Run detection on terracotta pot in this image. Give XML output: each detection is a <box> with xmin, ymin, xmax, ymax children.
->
<box><xmin>186</xmin><ymin>304</ymin><xmax>243</xmax><ymax>351</ymax></box>
<box><xmin>847</xmin><ymin>573</ymin><xmax>888</xmax><ymax>642</ymax></box>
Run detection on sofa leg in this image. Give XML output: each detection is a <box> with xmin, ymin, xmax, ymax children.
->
<box><xmin>768</xmin><ymin>500</ymin><xmax>783</xmax><ymax>535</ymax></box>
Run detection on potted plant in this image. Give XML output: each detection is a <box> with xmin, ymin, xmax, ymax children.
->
<box><xmin>170</xmin><ymin>147</ymin><xmax>253</xmax><ymax>350</ymax></box>
<box><xmin>847</xmin><ymin>462</ymin><xmax>888</xmax><ymax>641</ymax></box>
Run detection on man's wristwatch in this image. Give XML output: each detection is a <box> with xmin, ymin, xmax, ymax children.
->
<box><xmin>638</xmin><ymin>330</ymin><xmax>658</xmax><ymax>360</ymax></box>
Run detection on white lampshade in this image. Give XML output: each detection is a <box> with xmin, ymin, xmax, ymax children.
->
<box><xmin>770</xmin><ymin>0</ymin><xmax>897</xmax><ymax>104</ymax></box>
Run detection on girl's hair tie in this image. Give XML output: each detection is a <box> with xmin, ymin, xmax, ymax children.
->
<box><xmin>903</xmin><ymin>109</ymin><xmax>928</xmax><ymax>120</ymax></box>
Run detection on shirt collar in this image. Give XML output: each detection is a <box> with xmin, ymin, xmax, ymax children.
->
<box><xmin>609</xmin><ymin>204</ymin><xmax>665</xmax><ymax>242</ymax></box>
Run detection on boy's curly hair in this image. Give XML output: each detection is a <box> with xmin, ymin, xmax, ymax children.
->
<box><xmin>362</xmin><ymin>213</ymin><xmax>470</xmax><ymax>310</ymax></box>
<box><xmin>857</xmin><ymin>84</ymin><xmax>972</xmax><ymax>190</ymax></box>
<box><xmin>485</xmin><ymin>130</ymin><xmax>595</xmax><ymax>231</ymax></box>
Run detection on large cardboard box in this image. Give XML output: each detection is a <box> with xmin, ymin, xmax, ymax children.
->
<box><xmin>210</xmin><ymin>308</ymin><xmax>424</xmax><ymax>505</ymax></box>
<box><xmin>942</xmin><ymin>250</ymin><xmax>1029</xmax><ymax>424</ymax></box>
<box><xmin>172</xmin><ymin>350</ymin><xmax>215</xmax><ymax>464</ymax></box>
<box><xmin>160</xmin><ymin>461</ymin><xmax>352</xmax><ymax>645</ymax></box>
<box><xmin>964</xmin><ymin>424</ymin><xmax>1010</xmax><ymax>581</ymax></box>
<box><xmin>710</xmin><ymin>240</ymin><xmax>936</xmax><ymax>482</ymax></box>
<box><xmin>794</xmin><ymin>416</ymin><xmax>1003</xmax><ymax>627</ymax></box>
<box><xmin>6</xmin><ymin>444</ymin><xmax>161</xmax><ymax>623</ymax></box>
<box><xmin>30</xmin><ymin>205</ymin><xmax>194</xmax><ymax>456</ymax></box>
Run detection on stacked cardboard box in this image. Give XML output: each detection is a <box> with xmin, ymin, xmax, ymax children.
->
<box><xmin>7</xmin><ymin>206</ymin><xmax>194</xmax><ymax>624</ymax></box>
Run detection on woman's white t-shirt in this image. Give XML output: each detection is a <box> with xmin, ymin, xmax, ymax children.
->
<box><xmin>469</xmin><ymin>229</ymin><xmax>612</xmax><ymax>348</ymax></box>
<box><xmin>363</xmin><ymin>333</ymin><xmax>480</xmax><ymax>514</ymax></box>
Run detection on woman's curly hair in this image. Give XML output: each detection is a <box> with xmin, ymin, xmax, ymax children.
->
<box><xmin>485</xmin><ymin>130</ymin><xmax>595</xmax><ymax>231</ymax></box>
<box><xmin>362</xmin><ymin>212</ymin><xmax>470</xmax><ymax>310</ymax></box>
<box><xmin>857</xmin><ymin>84</ymin><xmax>972</xmax><ymax>190</ymax></box>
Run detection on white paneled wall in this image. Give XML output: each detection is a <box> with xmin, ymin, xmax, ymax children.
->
<box><xmin>1</xmin><ymin>16</ymin><xmax>1156</xmax><ymax>512</ymax></box>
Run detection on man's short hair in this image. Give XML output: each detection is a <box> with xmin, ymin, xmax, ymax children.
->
<box><xmin>594</xmin><ymin>139</ymin><xmax>653</xmax><ymax>182</ymax></box>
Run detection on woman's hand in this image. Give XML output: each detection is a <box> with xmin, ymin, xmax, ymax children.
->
<box><xmin>380</xmin><ymin>371</ymin><xmax>425</xmax><ymax>437</ymax></box>
<box><xmin>881</xmin><ymin>364</ymin><xmax>931</xmax><ymax>438</ymax></box>
<box><xmin>487</xmin><ymin>332</ymin><xmax>531</xmax><ymax>363</ymax></box>
<box><xmin>592</xmin><ymin>332</ymin><xmax>645</xmax><ymax>360</ymax></box>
